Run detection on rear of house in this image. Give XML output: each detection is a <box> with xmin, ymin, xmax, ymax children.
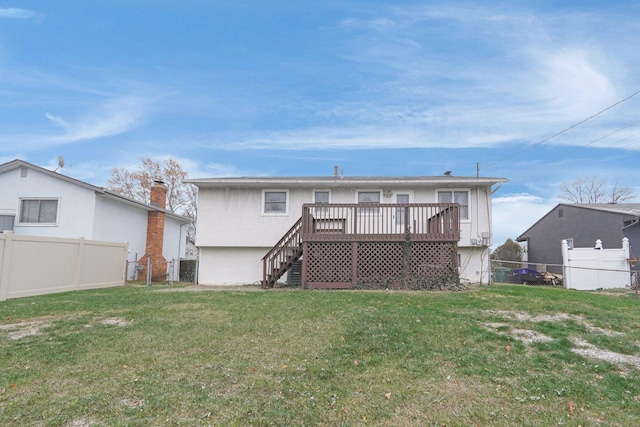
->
<box><xmin>188</xmin><ymin>174</ymin><xmax>507</xmax><ymax>287</ymax></box>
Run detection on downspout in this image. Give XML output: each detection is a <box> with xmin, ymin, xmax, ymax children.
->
<box><xmin>491</xmin><ymin>182</ymin><xmax>503</xmax><ymax>194</ymax></box>
<box><xmin>476</xmin><ymin>185</ymin><xmax>482</xmax><ymax>285</ymax></box>
<box><xmin>177</xmin><ymin>221</ymin><xmax>189</xmax><ymax>282</ymax></box>
<box><xmin>485</xmin><ymin>184</ymin><xmax>501</xmax><ymax>284</ymax></box>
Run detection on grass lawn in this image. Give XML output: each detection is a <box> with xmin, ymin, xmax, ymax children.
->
<box><xmin>1</xmin><ymin>283</ymin><xmax>640</xmax><ymax>426</ymax></box>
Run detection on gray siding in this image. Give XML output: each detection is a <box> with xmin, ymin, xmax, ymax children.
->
<box><xmin>519</xmin><ymin>205</ymin><xmax>634</xmax><ymax>273</ymax></box>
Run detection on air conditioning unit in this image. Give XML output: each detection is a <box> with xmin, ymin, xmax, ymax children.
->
<box><xmin>471</xmin><ymin>237</ymin><xmax>486</xmax><ymax>246</ymax></box>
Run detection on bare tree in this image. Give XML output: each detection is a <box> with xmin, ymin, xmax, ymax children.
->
<box><xmin>107</xmin><ymin>157</ymin><xmax>197</xmax><ymax>240</ymax></box>
<box><xmin>558</xmin><ymin>175</ymin><xmax>634</xmax><ymax>204</ymax></box>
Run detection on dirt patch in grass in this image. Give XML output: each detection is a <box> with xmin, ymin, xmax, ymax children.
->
<box><xmin>0</xmin><ymin>316</ymin><xmax>131</xmax><ymax>339</ymax></box>
<box><xmin>484</xmin><ymin>310</ymin><xmax>640</xmax><ymax>370</ymax></box>
<box><xmin>99</xmin><ymin>317</ymin><xmax>131</xmax><ymax>327</ymax></box>
<box><xmin>0</xmin><ymin>319</ymin><xmax>52</xmax><ymax>339</ymax></box>
<box><xmin>489</xmin><ymin>310</ymin><xmax>622</xmax><ymax>336</ymax></box>
<box><xmin>66</xmin><ymin>418</ymin><xmax>98</xmax><ymax>427</ymax></box>
<box><xmin>571</xmin><ymin>337</ymin><xmax>640</xmax><ymax>370</ymax></box>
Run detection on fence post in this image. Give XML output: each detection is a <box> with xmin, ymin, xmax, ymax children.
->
<box><xmin>146</xmin><ymin>258</ymin><xmax>151</xmax><ymax>286</ymax></box>
<box><xmin>73</xmin><ymin>237</ymin><xmax>85</xmax><ymax>291</ymax></box>
<box><xmin>0</xmin><ymin>231</ymin><xmax>13</xmax><ymax>301</ymax></box>
<box><xmin>561</xmin><ymin>239</ymin><xmax>570</xmax><ymax>289</ymax></box>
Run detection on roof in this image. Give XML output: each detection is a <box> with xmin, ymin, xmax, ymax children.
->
<box><xmin>572</xmin><ymin>203</ymin><xmax>640</xmax><ymax>216</ymax></box>
<box><xmin>185</xmin><ymin>175</ymin><xmax>508</xmax><ymax>188</ymax></box>
<box><xmin>0</xmin><ymin>159</ymin><xmax>190</xmax><ymax>223</ymax></box>
<box><xmin>517</xmin><ymin>203</ymin><xmax>640</xmax><ymax>241</ymax></box>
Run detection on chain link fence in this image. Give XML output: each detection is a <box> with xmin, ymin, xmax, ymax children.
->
<box><xmin>126</xmin><ymin>258</ymin><xmax>195</xmax><ymax>286</ymax></box>
<box><xmin>491</xmin><ymin>259</ymin><xmax>640</xmax><ymax>295</ymax></box>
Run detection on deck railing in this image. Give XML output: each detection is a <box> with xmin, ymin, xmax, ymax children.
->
<box><xmin>301</xmin><ymin>203</ymin><xmax>460</xmax><ymax>242</ymax></box>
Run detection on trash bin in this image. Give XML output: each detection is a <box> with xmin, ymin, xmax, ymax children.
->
<box><xmin>494</xmin><ymin>267</ymin><xmax>510</xmax><ymax>283</ymax></box>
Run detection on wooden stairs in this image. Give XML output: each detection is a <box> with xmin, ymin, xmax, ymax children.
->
<box><xmin>262</xmin><ymin>218</ymin><xmax>303</xmax><ymax>288</ymax></box>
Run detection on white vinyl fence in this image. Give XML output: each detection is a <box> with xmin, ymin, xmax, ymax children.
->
<box><xmin>0</xmin><ymin>231</ymin><xmax>128</xmax><ymax>301</ymax></box>
<box><xmin>562</xmin><ymin>238</ymin><xmax>631</xmax><ymax>290</ymax></box>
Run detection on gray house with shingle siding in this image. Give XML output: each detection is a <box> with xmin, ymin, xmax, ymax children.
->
<box><xmin>517</xmin><ymin>204</ymin><xmax>640</xmax><ymax>273</ymax></box>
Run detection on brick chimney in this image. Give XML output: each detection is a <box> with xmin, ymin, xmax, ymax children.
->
<box><xmin>139</xmin><ymin>181</ymin><xmax>168</xmax><ymax>282</ymax></box>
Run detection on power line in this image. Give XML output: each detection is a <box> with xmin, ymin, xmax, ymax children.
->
<box><xmin>485</xmin><ymin>89</ymin><xmax>640</xmax><ymax>168</ymax></box>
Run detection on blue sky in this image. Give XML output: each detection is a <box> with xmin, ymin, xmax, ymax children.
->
<box><xmin>2</xmin><ymin>1</ymin><xmax>640</xmax><ymax>247</ymax></box>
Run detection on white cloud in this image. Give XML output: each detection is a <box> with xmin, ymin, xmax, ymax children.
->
<box><xmin>48</xmin><ymin>96</ymin><xmax>150</xmax><ymax>143</ymax></box>
<box><xmin>45</xmin><ymin>113</ymin><xmax>72</xmax><ymax>131</ymax></box>
<box><xmin>533</xmin><ymin>47</ymin><xmax>619</xmax><ymax>119</ymax></box>
<box><xmin>492</xmin><ymin>193</ymin><xmax>555</xmax><ymax>246</ymax></box>
<box><xmin>0</xmin><ymin>8</ymin><xmax>39</xmax><ymax>19</ymax></box>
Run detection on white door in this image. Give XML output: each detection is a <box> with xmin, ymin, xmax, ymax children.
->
<box><xmin>395</xmin><ymin>194</ymin><xmax>410</xmax><ymax>230</ymax></box>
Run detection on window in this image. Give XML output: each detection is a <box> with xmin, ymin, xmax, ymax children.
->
<box><xmin>437</xmin><ymin>190</ymin><xmax>469</xmax><ymax>220</ymax></box>
<box><xmin>313</xmin><ymin>190</ymin><xmax>330</xmax><ymax>215</ymax></box>
<box><xmin>564</xmin><ymin>238</ymin><xmax>574</xmax><ymax>250</ymax></box>
<box><xmin>358</xmin><ymin>191</ymin><xmax>380</xmax><ymax>204</ymax></box>
<box><xmin>0</xmin><ymin>215</ymin><xmax>15</xmax><ymax>231</ymax></box>
<box><xmin>357</xmin><ymin>191</ymin><xmax>381</xmax><ymax>213</ymax></box>
<box><xmin>263</xmin><ymin>191</ymin><xmax>287</xmax><ymax>214</ymax></box>
<box><xmin>314</xmin><ymin>191</ymin><xmax>330</xmax><ymax>204</ymax></box>
<box><xmin>19</xmin><ymin>199</ymin><xmax>59</xmax><ymax>224</ymax></box>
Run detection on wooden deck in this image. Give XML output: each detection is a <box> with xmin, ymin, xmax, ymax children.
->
<box><xmin>262</xmin><ymin>203</ymin><xmax>460</xmax><ymax>288</ymax></box>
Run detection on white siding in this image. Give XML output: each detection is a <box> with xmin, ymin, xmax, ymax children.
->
<box><xmin>199</xmin><ymin>247</ymin><xmax>269</xmax><ymax>285</ymax></box>
<box><xmin>0</xmin><ymin>167</ymin><xmax>96</xmax><ymax>238</ymax></box>
<box><xmin>458</xmin><ymin>247</ymin><xmax>491</xmax><ymax>285</ymax></box>
<box><xmin>163</xmin><ymin>215</ymin><xmax>187</xmax><ymax>262</ymax></box>
<box><xmin>92</xmin><ymin>196</ymin><xmax>149</xmax><ymax>264</ymax></box>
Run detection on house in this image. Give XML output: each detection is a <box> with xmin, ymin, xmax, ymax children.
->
<box><xmin>187</xmin><ymin>172</ymin><xmax>507</xmax><ymax>288</ymax></box>
<box><xmin>517</xmin><ymin>203</ymin><xmax>640</xmax><ymax>273</ymax></box>
<box><xmin>0</xmin><ymin>159</ymin><xmax>190</xmax><ymax>281</ymax></box>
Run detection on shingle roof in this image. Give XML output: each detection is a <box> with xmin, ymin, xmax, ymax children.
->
<box><xmin>0</xmin><ymin>159</ymin><xmax>190</xmax><ymax>222</ymax></box>
<box><xmin>572</xmin><ymin>203</ymin><xmax>640</xmax><ymax>216</ymax></box>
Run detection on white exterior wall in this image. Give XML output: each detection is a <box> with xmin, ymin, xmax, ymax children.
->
<box><xmin>92</xmin><ymin>196</ymin><xmax>149</xmax><ymax>265</ymax></box>
<box><xmin>199</xmin><ymin>247</ymin><xmax>269</xmax><ymax>285</ymax></box>
<box><xmin>195</xmin><ymin>181</ymin><xmax>496</xmax><ymax>285</ymax></box>
<box><xmin>0</xmin><ymin>167</ymin><xmax>96</xmax><ymax>238</ymax></box>
<box><xmin>458</xmin><ymin>246</ymin><xmax>491</xmax><ymax>285</ymax></box>
<box><xmin>163</xmin><ymin>215</ymin><xmax>187</xmax><ymax>262</ymax></box>
<box><xmin>93</xmin><ymin>196</ymin><xmax>187</xmax><ymax>281</ymax></box>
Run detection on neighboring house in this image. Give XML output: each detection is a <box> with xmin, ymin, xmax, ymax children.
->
<box><xmin>0</xmin><ymin>159</ymin><xmax>190</xmax><ymax>281</ymax></box>
<box><xmin>184</xmin><ymin>238</ymin><xmax>199</xmax><ymax>260</ymax></box>
<box><xmin>187</xmin><ymin>173</ymin><xmax>507</xmax><ymax>288</ymax></box>
<box><xmin>517</xmin><ymin>203</ymin><xmax>640</xmax><ymax>273</ymax></box>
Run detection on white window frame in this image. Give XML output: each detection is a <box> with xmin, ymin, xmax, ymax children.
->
<box><xmin>18</xmin><ymin>198</ymin><xmax>60</xmax><ymax>226</ymax></box>
<box><xmin>313</xmin><ymin>190</ymin><xmax>331</xmax><ymax>204</ymax></box>
<box><xmin>312</xmin><ymin>189</ymin><xmax>331</xmax><ymax>215</ymax></box>
<box><xmin>437</xmin><ymin>189</ymin><xmax>470</xmax><ymax>221</ymax></box>
<box><xmin>262</xmin><ymin>190</ymin><xmax>289</xmax><ymax>215</ymax></box>
<box><xmin>356</xmin><ymin>190</ymin><xmax>382</xmax><ymax>214</ymax></box>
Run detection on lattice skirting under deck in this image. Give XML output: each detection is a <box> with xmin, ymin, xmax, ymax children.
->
<box><xmin>304</xmin><ymin>241</ymin><xmax>458</xmax><ymax>289</ymax></box>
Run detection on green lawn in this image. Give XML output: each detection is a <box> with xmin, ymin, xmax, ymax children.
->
<box><xmin>1</xmin><ymin>284</ymin><xmax>639</xmax><ymax>426</ymax></box>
